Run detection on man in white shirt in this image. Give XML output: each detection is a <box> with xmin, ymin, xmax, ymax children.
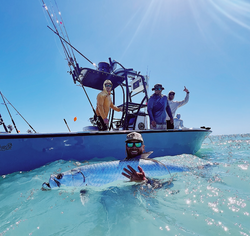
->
<box><xmin>166</xmin><ymin>86</ymin><xmax>189</xmax><ymax>129</ymax></box>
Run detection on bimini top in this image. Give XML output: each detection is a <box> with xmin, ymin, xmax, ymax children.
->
<box><xmin>79</xmin><ymin>68</ymin><xmax>125</xmax><ymax>91</ymax></box>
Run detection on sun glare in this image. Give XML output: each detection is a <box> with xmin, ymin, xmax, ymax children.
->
<box><xmin>209</xmin><ymin>0</ymin><xmax>250</xmax><ymax>30</ymax></box>
<box><xmin>120</xmin><ymin>0</ymin><xmax>169</xmax><ymax>59</ymax></box>
<box><xmin>120</xmin><ymin>0</ymin><xmax>250</xmax><ymax>59</ymax></box>
<box><xmin>189</xmin><ymin>0</ymin><xmax>250</xmax><ymax>31</ymax></box>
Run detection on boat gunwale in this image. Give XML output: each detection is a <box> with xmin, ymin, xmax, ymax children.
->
<box><xmin>0</xmin><ymin>129</ymin><xmax>212</xmax><ymax>140</ymax></box>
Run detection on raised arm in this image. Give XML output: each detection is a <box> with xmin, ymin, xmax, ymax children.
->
<box><xmin>177</xmin><ymin>86</ymin><xmax>189</xmax><ymax>108</ymax></box>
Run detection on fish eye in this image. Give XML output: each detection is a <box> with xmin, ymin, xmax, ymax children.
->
<box><xmin>56</xmin><ymin>173</ymin><xmax>64</xmax><ymax>179</ymax></box>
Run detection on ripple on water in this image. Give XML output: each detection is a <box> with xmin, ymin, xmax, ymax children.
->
<box><xmin>0</xmin><ymin>134</ymin><xmax>250</xmax><ymax>235</ymax></box>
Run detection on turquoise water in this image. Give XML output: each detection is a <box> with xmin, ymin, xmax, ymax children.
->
<box><xmin>0</xmin><ymin>134</ymin><xmax>249</xmax><ymax>235</ymax></box>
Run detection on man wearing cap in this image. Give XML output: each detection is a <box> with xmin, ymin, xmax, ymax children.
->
<box><xmin>147</xmin><ymin>84</ymin><xmax>173</xmax><ymax>129</ymax></box>
<box><xmin>166</xmin><ymin>86</ymin><xmax>189</xmax><ymax>129</ymax></box>
<box><xmin>121</xmin><ymin>132</ymin><xmax>212</xmax><ymax>183</ymax></box>
<box><xmin>96</xmin><ymin>80</ymin><xmax>122</xmax><ymax>131</ymax></box>
<box><xmin>122</xmin><ymin>132</ymin><xmax>152</xmax><ymax>181</ymax></box>
<box><xmin>124</xmin><ymin>132</ymin><xmax>152</xmax><ymax>160</ymax></box>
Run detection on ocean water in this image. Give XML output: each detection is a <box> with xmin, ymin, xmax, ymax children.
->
<box><xmin>0</xmin><ymin>134</ymin><xmax>249</xmax><ymax>236</ymax></box>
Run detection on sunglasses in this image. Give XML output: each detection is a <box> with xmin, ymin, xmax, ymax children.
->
<box><xmin>105</xmin><ymin>84</ymin><xmax>112</xmax><ymax>88</ymax></box>
<box><xmin>169</xmin><ymin>93</ymin><xmax>175</xmax><ymax>96</ymax></box>
<box><xmin>155</xmin><ymin>88</ymin><xmax>162</xmax><ymax>91</ymax></box>
<box><xmin>126</xmin><ymin>142</ymin><xmax>142</xmax><ymax>148</ymax></box>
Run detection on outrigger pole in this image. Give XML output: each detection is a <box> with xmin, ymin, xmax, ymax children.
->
<box><xmin>47</xmin><ymin>26</ymin><xmax>94</xmax><ymax>66</ymax></box>
<box><xmin>43</xmin><ymin>3</ymin><xmax>106</xmax><ymax>130</ymax></box>
<box><xmin>46</xmin><ymin>27</ymin><xmax>105</xmax><ymax>130</ymax></box>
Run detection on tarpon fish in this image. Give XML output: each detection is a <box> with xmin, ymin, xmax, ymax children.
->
<box><xmin>42</xmin><ymin>158</ymin><xmax>197</xmax><ymax>190</ymax></box>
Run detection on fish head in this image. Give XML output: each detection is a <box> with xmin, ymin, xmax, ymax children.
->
<box><xmin>42</xmin><ymin>169</ymin><xmax>86</xmax><ymax>189</ymax></box>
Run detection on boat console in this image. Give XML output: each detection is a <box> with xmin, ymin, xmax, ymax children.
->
<box><xmin>72</xmin><ymin>59</ymin><xmax>150</xmax><ymax>131</ymax></box>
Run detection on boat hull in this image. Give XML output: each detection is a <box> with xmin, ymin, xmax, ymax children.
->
<box><xmin>0</xmin><ymin>129</ymin><xmax>211</xmax><ymax>175</ymax></box>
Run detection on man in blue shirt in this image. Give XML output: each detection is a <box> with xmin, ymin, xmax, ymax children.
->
<box><xmin>147</xmin><ymin>84</ymin><xmax>173</xmax><ymax>129</ymax></box>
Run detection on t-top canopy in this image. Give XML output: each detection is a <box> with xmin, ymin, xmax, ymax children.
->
<box><xmin>79</xmin><ymin>68</ymin><xmax>126</xmax><ymax>91</ymax></box>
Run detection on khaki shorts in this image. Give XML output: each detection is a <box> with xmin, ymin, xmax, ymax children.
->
<box><xmin>150</xmin><ymin>124</ymin><xmax>167</xmax><ymax>130</ymax></box>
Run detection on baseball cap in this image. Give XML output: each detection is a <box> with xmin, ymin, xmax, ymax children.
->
<box><xmin>125</xmin><ymin>132</ymin><xmax>144</xmax><ymax>143</ymax></box>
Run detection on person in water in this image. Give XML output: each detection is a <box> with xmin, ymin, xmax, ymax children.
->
<box><xmin>96</xmin><ymin>80</ymin><xmax>122</xmax><ymax>131</ymax></box>
<box><xmin>122</xmin><ymin>132</ymin><xmax>152</xmax><ymax>182</ymax></box>
<box><xmin>147</xmin><ymin>84</ymin><xmax>173</xmax><ymax>130</ymax></box>
<box><xmin>122</xmin><ymin>131</ymin><xmax>214</xmax><ymax>184</ymax></box>
<box><xmin>166</xmin><ymin>86</ymin><xmax>190</xmax><ymax>129</ymax></box>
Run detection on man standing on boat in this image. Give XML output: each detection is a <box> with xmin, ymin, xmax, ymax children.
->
<box><xmin>166</xmin><ymin>86</ymin><xmax>189</xmax><ymax>129</ymax></box>
<box><xmin>96</xmin><ymin>80</ymin><xmax>122</xmax><ymax>131</ymax></box>
<box><xmin>147</xmin><ymin>84</ymin><xmax>173</xmax><ymax>129</ymax></box>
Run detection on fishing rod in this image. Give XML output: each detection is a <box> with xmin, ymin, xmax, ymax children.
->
<box><xmin>47</xmin><ymin>25</ymin><xmax>94</xmax><ymax>66</ymax></box>
<box><xmin>41</xmin><ymin>0</ymin><xmax>72</xmax><ymax>66</ymax></box>
<box><xmin>47</xmin><ymin>25</ymin><xmax>97</xmax><ymax>90</ymax></box>
<box><xmin>0</xmin><ymin>92</ymin><xmax>19</xmax><ymax>133</ymax></box>
<box><xmin>42</xmin><ymin>2</ymin><xmax>103</xmax><ymax>130</ymax></box>
<box><xmin>63</xmin><ymin>119</ymin><xmax>71</xmax><ymax>132</ymax></box>
<box><xmin>1</xmin><ymin>93</ymin><xmax>37</xmax><ymax>133</ymax></box>
<box><xmin>53</xmin><ymin>0</ymin><xmax>77</xmax><ymax>64</ymax></box>
<box><xmin>81</xmin><ymin>86</ymin><xmax>105</xmax><ymax>131</ymax></box>
<box><xmin>49</xmin><ymin>1</ymin><xmax>76</xmax><ymax>66</ymax></box>
<box><xmin>0</xmin><ymin>114</ymin><xmax>8</xmax><ymax>133</ymax></box>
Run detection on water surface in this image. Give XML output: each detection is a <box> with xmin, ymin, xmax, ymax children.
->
<box><xmin>0</xmin><ymin>134</ymin><xmax>249</xmax><ymax>235</ymax></box>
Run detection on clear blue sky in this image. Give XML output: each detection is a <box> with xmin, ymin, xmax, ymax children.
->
<box><xmin>1</xmin><ymin>0</ymin><xmax>250</xmax><ymax>135</ymax></box>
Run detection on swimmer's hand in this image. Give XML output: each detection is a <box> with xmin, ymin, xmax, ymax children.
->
<box><xmin>122</xmin><ymin>165</ymin><xmax>147</xmax><ymax>182</ymax></box>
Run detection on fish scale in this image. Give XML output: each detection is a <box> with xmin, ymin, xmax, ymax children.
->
<box><xmin>43</xmin><ymin>159</ymin><xmax>190</xmax><ymax>189</ymax></box>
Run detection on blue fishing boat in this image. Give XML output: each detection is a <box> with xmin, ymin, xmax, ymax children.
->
<box><xmin>0</xmin><ymin>62</ymin><xmax>211</xmax><ymax>175</ymax></box>
<box><xmin>0</xmin><ymin>3</ymin><xmax>211</xmax><ymax>176</ymax></box>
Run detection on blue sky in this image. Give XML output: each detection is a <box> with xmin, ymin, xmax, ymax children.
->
<box><xmin>0</xmin><ymin>0</ymin><xmax>250</xmax><ymax>135</ymax></box>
